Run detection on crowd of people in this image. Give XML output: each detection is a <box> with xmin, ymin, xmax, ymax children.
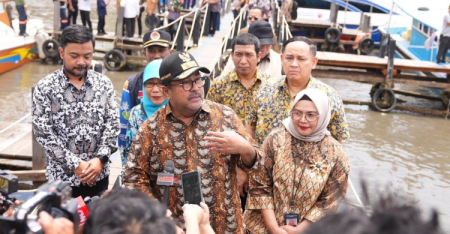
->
<box><xmin>20</xmin><ymin>2</ymin><xmax>445</xmax><ymax>233</ymax></box>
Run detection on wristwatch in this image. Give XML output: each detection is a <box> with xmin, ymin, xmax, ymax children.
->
<box><xmin>98</xmin><ymin>155</ymin><xmax>109</xmax><ymax>164</ymax></box>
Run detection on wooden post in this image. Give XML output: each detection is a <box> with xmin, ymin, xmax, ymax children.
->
<box><xmin>116</xmin><ymin>6</ymin><xmax>125</xmax><ymax>39</ymax></box>
<box><xmin>177</xmin><ymin>18</ymin><xmax>186</xmax><ymax>51</ymax></box>
<box><xmin>362</xmin><ymin>15</ymin><xmax>371</xmax><ymax>33</ymax></box>
<box><xmin>329</xmin><ymin>1</ymin><xmax>338</xmax><ymax>25</ymax></box>
<box><xmin>358</xmin><ymin>13</ymin><xmax>364</xmax><ymax>30</ymax></box>
<box><xmin>386</xmin><ymin>39</ymin><xmax>396</xmax><ymax>89</ymax></box>
<box><xmin>203</xmin><ymin>4</ymin><xmax>211</xmax><ymax>36</ymax></box>
<box><xmin>379</xmin><ymin>34</ymin><xmax>390</xmax><ymax>58</ymax></box>
<box><xmin>31</xmin><ymin>86</ymin><xmax>46</xmax><ymax>187</ymax></box>
<box><xmin>53</xmin><ymin>1</ymin><xmax>60</xmax><ymax>35</ymax></box>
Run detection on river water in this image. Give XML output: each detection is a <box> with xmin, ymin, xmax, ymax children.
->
<box><xmin>2</xmin><ymin>1</ymin><xmax>450</xmax><ymax>232</ymax></box>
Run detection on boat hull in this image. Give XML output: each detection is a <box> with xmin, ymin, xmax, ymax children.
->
<box><xmin>0</xmin><ymin>43</ymin><xmax>38</xmax><ymax>75</ymax></box>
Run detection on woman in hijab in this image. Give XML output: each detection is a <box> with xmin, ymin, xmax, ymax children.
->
<box><xmin>244</xmin><ymin>89</ymin><xmax>350</xmax><ymax>234</ymax></box>
<box><xmin>123</xmin><ymin>59</ymin><xmax>168</xmax><ymax>163</ymax></box>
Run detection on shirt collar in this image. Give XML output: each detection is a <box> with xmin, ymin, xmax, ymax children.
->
<box><xmin>278</xmin><ymin>75</ymin><xmax>315</xmax><ymax>91</ymax></box>
<box><xmin>164</xmin><ymin>99</ymin><xmax>211</xmax><ymax>119</ymax></box>
<box><xmin>57</xmin><ymin>66</ymin><xmax>94</xmax><ymax>87</ymax></box>
<box><xmin>229</xmin><ymin>69</ymin><xmax>265</xmax><ymax>83</ymax></box>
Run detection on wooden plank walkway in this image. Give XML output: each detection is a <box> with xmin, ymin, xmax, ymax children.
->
<box><xmin>316</xmin><ymin>51</ymin><xmax>450</xmax><ymax>73</ymax></box>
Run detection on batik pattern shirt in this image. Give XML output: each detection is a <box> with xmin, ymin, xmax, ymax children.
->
<box><xmin>248</xmin><ymin>76</ymin><xmax>350</xmax><ymax>145</ymax></box>
<box><xmin>208</xmin><ymin>70</ymin><xmax>271</xmax><ymax>124</ymax></box>
<box><xmin>123</xmin><ymin>100</ymin><xmax>261</xmax><ymax>234</ymax></box>
<box><xmin>123</xmin><ymin>103</ymin><xmax>147</xmax><ymax>164</ymax></box>
<box><xmin>244</xmin><ymin>129</ymin><xmax>350</xmax><ymax>233</ymax></box>
<box><xmin>32</xmin><ymin>68</ymin><xmax>120</xmax><ymax>186</ymax></box>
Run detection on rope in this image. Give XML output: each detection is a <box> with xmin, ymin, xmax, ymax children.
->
<box><xmin>0</xmin><ymin>113</ymin><xmax>31</xmax><ymax>135</ymax></box>
<box><xmin>349</xmin><ymin>177</ymin><xmax>365</xmax><ymax>209</ymax></box>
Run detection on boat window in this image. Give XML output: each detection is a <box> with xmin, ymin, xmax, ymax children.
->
<box><xmin>423</xmin><ymin>25</ymin><xmax>429</xmax><ymax>35</ymax></box>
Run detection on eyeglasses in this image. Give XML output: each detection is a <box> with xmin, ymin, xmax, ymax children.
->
<box><xmin>144</xmin><ymin>82</ymin><xmax>164</xmax><ymax>89</ymax></box>
<box><xmin>248</xmin><ymin>16</ymin><xmax>260</xmax><ymax>21</ymax></box>
<box><xmin>171</xmin><ymin>76</ymin><xmax>206</xmax><ymax>91</ymax></box>
<box><xmin>291</xmin><ymin>111</ymin><xmax>319</xmax><ymax>122</ymax></box>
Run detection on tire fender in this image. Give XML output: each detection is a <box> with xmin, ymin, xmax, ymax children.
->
<box><xmin>103</xmin><ymin>49</ymin><xmax>127</xmax><ymax>71</ymax></box>
<box><xmin>324</xmin><ymin>27</ymin><xmax>341</xmax><ymax>44</ymax></box>
<box><xmin>371</xmin><ymin>88</ymin><xmax>397</xmax><ymax>112</ymax></box>
<box><xmin>42</xmin><ymin>39</ymin><xmax>61</xmax><ymax>58</ymax></box>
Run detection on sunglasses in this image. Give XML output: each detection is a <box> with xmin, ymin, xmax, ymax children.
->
<box><xmin>248</xmin><ymin>16</ymin><xmax>260</xmax><ymax>21</ymax></box>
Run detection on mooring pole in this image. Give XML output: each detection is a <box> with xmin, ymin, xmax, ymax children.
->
<box><xmin>53</xmin><ymin>1</ymin><xmax>60</xmax><ymax>36</ymax></box>
<box><xmin>379</xmin><ymin>33</ymin><xmax>390</xmax><ymax>58</ymax></box>
<box><xmin>329</xmin><ymin>1</ymin><xmax>338</xmax><ymax>26</ymax></box>
<box><xmin>116</xmin><ymin>6</ymin><xmax>125</xmax><ymax>39</ymax></box>
<box><xmin>386</xmin><ymin>39</ymin><xmax>396</xmax><ymax>89</ymax></box>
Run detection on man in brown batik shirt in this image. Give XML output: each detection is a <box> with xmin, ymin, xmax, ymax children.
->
<box><xmin>123</xmin><ymin>51</ymin><xmax>260</xmax><ymax>234</ymax></box>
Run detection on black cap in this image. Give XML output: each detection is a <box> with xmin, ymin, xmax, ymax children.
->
<box><xmin>143</xmin><ymin>30</ymin><xmax>172</xmax><ymax>48</ymax></box>
<box><xmin>159</xmin><ymin>51</ymin><xmax>210</xmax><ymax>84</ymax></box>
<box><xmin>248</xmin><ymin>21</ymin><xmax>275</xmax><ymax>45</ymax></box>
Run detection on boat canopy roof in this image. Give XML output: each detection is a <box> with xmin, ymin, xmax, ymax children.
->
<box><xmin>393</xmin><ymin>0</ymin><xmax>448</xmax><ymax>30</ymax></box>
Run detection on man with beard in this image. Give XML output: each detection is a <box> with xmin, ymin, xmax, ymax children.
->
<box><xmin>32</xmin><ymin>25</ymin><xmax>120</xmax><ymax>198</ymax></box>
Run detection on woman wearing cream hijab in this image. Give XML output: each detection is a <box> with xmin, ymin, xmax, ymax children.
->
<box><xmin>244</xmin><ymin>89</ymin><xmax>350</xmax><ymax>234</ymax></box>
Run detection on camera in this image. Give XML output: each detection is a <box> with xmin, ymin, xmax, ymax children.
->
<box><xmin>0</xmin><ymin>170</ymin><xmax>19</xmax><ymax>215</ymax></box>
<box><xmin>0</xmin><ymin>170</ymin><xmax>19</xmax><ymax>195</ymax></box>
<box><xmin>0</xmin><ymin>171</ymin><xmax>80</xmax><ymax>234</ymax></box>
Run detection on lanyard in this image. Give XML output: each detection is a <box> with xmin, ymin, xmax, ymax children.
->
<box><xmin>289</xmin><ymin>141</ymin><xmax>316</xmax><ymax>212</ymax></box>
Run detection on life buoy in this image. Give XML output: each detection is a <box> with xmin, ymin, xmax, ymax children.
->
<box><xmin>359</xmin><ymin>37</ymin><xmax>375</xmax><ymax>55</ymax></box>
<box><xmin>371</xmin><ymin>88</ymin><xmax>397</xmax><ymax>112</ymax></box>
<box><xmin>324</xmin><ymin>27</ymin><xmax>341</xmax><ymax>44</ymax></box>
<box><xmin>104</xmin><ymin>49</ymin><xmax>127</xmax><ymax>71</ymax></box>
<box><xmin>42</xmin><ymin>39</ymin><xmax>61</xmax><ymax>58</ymax></box>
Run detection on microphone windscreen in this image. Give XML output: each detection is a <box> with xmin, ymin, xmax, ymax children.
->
<box><xmin>164</xmin><ymin>160</ymin><xmax>175</xmax><ymax>173</ymax></box>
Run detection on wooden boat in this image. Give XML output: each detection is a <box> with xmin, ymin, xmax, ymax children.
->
<box><xmin>0</xmin><ymin>0</ymin><xmax>44</xmax><ymax>75</ymax></box>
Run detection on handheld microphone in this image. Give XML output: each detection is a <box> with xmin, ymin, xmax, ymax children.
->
<box><xmin>157</xmin><ymin>160</ymin><xmax>175</xmax><ymax>208</ymax></box>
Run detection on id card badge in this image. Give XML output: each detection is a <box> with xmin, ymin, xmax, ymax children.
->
<box><xmin>284</xmin><ymin>213</ymin><xmax>299</xmax><ymax>227</ymax></box>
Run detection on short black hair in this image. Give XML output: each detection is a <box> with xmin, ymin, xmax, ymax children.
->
<box><xmin>60</xmin><ymin>25</ymin><xmax>94</xmax><ymax>49</ymax></box>
<box><xmin>282</xmin><ymin>36</ymin><xmax>317</xmax><ymax>57</ymax></box>
<box><xmin>83</xmin><ymin>188</ymin><xmax>177</xmax><ymax>234</ymax></box>
<box><xmin>250</xmin><ymin>6</ymin><xmax>263</xmax><ymax>14</ymax></box>
<box><xmin>231</xmin><ymin>33</ymin><xmax>260</xmax><ymax>55</ymax></box>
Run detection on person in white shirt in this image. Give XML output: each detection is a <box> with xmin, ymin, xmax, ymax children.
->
<box><xmin>79</xmin><ymin>0</ymin><xmax>92</xmax><ymax>31</ymax></box>
<box><xmin>121</xmin><ymin>0</ymin><xmax>140</xmax><ymax>38</ymax></box>
<box><xmin>437</xmin><ymin>5</ymin><xmax>450</xmax><ymax>64</ymax></box>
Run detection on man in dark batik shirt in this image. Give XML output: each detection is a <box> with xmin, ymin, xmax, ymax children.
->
<box><xmin>32</xmin><ymin>25</ymin><xmax>119</xmax><ymax>198</ymax></box>
<box><xmin>123</xmin><ymin>51</ymin><xmax>260</xmax><ymax>234</ymax></box>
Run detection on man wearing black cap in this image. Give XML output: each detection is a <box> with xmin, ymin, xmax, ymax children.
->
<box><xmin>222</xmin><ymin>21</ymin><xmax>282</xmax><ymax>77</ymax></box>
<box><xmin>123</xmin><ymin>51</ymin><xmax>260</xmax><ymax>234</ymax></box>
<box><xmin>118</xmin><ymin>30</ymin><xmax>172</xmax><ymax>166</ymax></box>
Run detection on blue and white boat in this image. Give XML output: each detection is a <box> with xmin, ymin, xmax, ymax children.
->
<box><xmin>381</xmin><ymin>0</ymin><xmax>449</xmax><ymax>63</ymax></box>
